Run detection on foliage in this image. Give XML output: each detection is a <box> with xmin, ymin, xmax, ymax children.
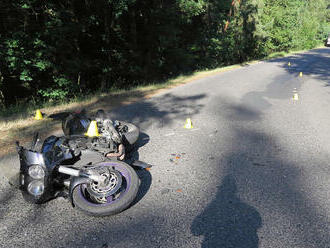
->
<box><xmin>257</xmin><ymin>0</ymin><xmax>328</xmax><ymax>54</ymax></box>
<box><xmin>0</xmin><ymin>0</ymin><xmax>328</xmax><ymax>109</ymax></box>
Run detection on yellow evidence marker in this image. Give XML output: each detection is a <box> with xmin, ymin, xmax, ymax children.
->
<box><xmin>184</xmin><ymin>118</ymin><xmax>193</xmax><ymax>129</ymax></box>
<box><xmin>85</xmin><ymin>120</ymin><xmax>100</xmax><ymax>137</ymax></box>
<box><xmin>293</xmin><ymin>88</ymin><xmax>299</xmax><ymax>101</ymax></box>
<box><xmin>293</xmin><ymin>93</ymin><xmax>299</xmax><ymax>101</ymax></box>
<box><xmin>35</xmin><ymin>110</ymin><xmax>43</xmax><ymax>120</ymax></box>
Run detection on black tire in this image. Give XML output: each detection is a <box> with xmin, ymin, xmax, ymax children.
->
<box><xmin>72</xmin><ymin>161</ymin><xmax>139</xmax><ymax>216</ymax></box>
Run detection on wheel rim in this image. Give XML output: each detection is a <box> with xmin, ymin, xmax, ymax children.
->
<box><xmin>77</xmin><ymin>162</ymin><xmax>131</xmax><ymax>206</ymax></box>
<box><xmin>87</xmin><ymin>169</ymin><xmax>123</xmax><ymax>202</ymax></box>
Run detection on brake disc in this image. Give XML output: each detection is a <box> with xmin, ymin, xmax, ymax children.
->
<box><xmin>86</xmin><ymin>167</ymin><xmax>122</xmax><ymax>200</ymax></box>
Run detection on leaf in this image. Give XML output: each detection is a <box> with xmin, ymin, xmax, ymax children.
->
<box><xmin>21</xmin><ymin>4</ymin><xmax>30</xmax><ymax>9</ymax></box>
<box><xmin>20</xmin><ymin>70</ymin><xmax>33</xmax><ymax>82</ymax></box>
<box><xmin>34</xmin><ymin>61</ymin><xmax>48</xmax><ymax>71</ymax></box>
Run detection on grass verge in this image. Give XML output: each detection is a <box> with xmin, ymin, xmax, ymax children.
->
<box><xmin>0</xmin><ymin>46</ymin><xmax>326</xmax><ymax>157</ymax></box>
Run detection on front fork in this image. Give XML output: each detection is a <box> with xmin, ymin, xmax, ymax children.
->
<box><xmin>57</xmin><ymin>166</ymin><xmax>104</xmax><ymax>206</ymax></box>
<box><xmin>58</xmin><ymin>166</ymin><xmax>103</xmax><ymax>182</ymax></box>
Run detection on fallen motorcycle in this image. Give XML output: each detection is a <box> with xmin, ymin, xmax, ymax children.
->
<box><xmin>16</xmin><ymin>109</ymin><xmax>150</xmax><ymax>216</ymax></box>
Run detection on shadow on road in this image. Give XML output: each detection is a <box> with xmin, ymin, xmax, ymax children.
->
<box><xmin>239</xmin><ymin>48</ymin><xmax>330</xmax><ymax>110</ymax></box>
<box><xmin>0</xmin><ymin>92</ymin><xmax>208</xmax><ymax>247</ymax></box>
<box><xmin>189</xmin><ymin>96</ymin><xmax>330</xmax><ymax>248</ymax></box>
<box><xmin>108</xmin><ymin>93</ymin><xmax>206</xmax><ymax>130</ymax></box>
<box><xmin>268</xmin><ymin>48</ymin><xmax>330</xmax><ymax>84</ymax></box>
<box><xmin>191</xmin><ymin>175</ymin><xmax>262</xmax><ymax>248</ymax></box>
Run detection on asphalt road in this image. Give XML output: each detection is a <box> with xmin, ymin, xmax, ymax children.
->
<box><xmin>1</xmin><ymin>48</ymin><xmax>330</xmax><ymax>248</ymax></box>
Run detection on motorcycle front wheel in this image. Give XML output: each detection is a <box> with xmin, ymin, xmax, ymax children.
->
<box><xmin>72</xmin><ymin>161</ymin><xmax>139</xmax><ymax>216</ymax></box>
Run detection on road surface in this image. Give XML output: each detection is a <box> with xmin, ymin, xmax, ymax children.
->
<box><xmin>1</xmin><ymin>48</ymin><xmax>330</xmax><ymax>248</ymax></box>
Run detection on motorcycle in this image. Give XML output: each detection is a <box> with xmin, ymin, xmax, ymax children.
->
<box><xmin>16</xmin><ymin>109</ymin><xmax>151</xmax><ymax>216</ymax></box>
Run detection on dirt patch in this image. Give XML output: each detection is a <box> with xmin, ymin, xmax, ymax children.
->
<box><xmin>0</xmin><ymin>85</ymin><xmax>183</xmax><ymax>157</ymax></box>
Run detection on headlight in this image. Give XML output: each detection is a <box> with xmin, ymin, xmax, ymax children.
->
<box><xmin>28</xmin><ymin>165</ymin><xmax>45</xmax><ymax>179</ymax></box>
<box><xmin>27</xmin><ymin>180</ymin><xmax>44</xmax><ymax>196</ymax></box>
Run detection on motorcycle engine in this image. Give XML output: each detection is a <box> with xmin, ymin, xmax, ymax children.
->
<box><xmin>90</xmin><ymin>119</ymin><xmax>122</xmax><ymax>154</ymax></box>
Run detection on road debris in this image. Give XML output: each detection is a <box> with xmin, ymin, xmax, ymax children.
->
<box><xmin>169</xmin><ymin>153</ymin><xmax>186</xmax><ymax>164</ymax></box>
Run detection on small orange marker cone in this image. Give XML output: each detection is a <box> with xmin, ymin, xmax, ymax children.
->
<box><xmin>85</xmin><ymin>120</ymin><xmax>100</xmax><ymax>137</ymax></box>
<box><xmin>299</xmin><ymin>72</ymin><xmax>303</xmax><ymax>77</ymax></box>
<box><xmin>34</xmin><ymin>110</ymin><xmax>43</xmax><ymax>120</ymax></box>
<box><xmin>184</xmin><ymin>118</ymin><xmax>193</xmax><ymax>129</ymax></box>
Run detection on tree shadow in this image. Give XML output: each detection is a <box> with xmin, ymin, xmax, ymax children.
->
<box><xmin>3</xmin><ymin>95</ymin><xmax>330</xmax><ymax>247</ymax></box>
<box><xmin>226</xmin><ymin>102</ymin><xmax>263</xmax><ymax>121</ymax></box>
<box><xmin>238</xmin><ymin>62</ymin><xmax>305</xmax><ymax>111</ymax></box>
<box><xmin>222</xmin><ymin>128</ymin><xmax>330</xmax><ymax>247</ymax></box>
<box><xmin>1</xmin><ymin>92</ymin><xmax>206</xmax><ymax>181</ymax></box>
<box><xmin>232</xmin><ymin>48</ymin><xmax>330</xmax><ymax>123</ymax></box>
<box><xmin>191</xmin><ymin>175</ymin><xmax>262</xmax><ymax>248</ymax></box>
<box><xmin>267</xmin><ymin>48</ymin><xmax>330</xmax><ymax>85</ymax></box>
<box><xmin>107</xmin><ymin>93</ymin><xmax>206</xmax><ymax>130</ymax></box>
<box><xmin>191</xmin><ymin>98</ymin><xmax>330</xmax><ymax>247</ymax></box>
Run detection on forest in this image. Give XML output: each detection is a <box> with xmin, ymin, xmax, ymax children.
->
<box><xmin>0</xmin><ymin>0</ymin><xmax>329</xmax><ymax>110</ymax></box>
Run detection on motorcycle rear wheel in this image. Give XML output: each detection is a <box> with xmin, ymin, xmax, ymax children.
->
<box><xmin>72</xmin><ymin>161</ymin><xmax>139</xmax><ymax>216</ymax></box>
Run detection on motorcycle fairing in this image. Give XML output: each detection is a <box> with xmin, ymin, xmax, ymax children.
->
<box><xmin>18</xmin><ymin>148</ymin><xmax>55</xmax><ymax>203</ymax></box>
<box><xmin>42</xmin><ymin>136</ymin><xmax>73</xmax><ymax>168</ymax></box>
<box><xmin>19</xmin><ymin>137</ymin><xmax>72</xmax><ymax>204</ymax></box>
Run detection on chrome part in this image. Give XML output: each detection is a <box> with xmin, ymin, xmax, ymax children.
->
<box><xmin>28</xmin><ymin>165</ymin><xmax>45</xmax><ymax>179</ymax></box>
<box><xmin>58</xmin><ymin>166</ymin><xmax>105</xmax><ymax>182</ymax></box>
<box><xmin>27</xmin><ymin>180</ymin><xmax>44</xmax><ymax>196</ymax></box>
<box><xmin>86</xmin><ymin>168</ymin><xmax>122</xmax><ymax>199</ymax></box>
<box><xmin>20</xmin><ymin>174</ymin><xmax>25</xmax><ymax>185</ymax></box>
<box><xmin>88</xmin><ymin>174</ymin><xmax>104</xmax><ymax>182</ymax></box>
<box><xmin>58</xmin><ymin>166</ymin><xmax>80</xmax><ymax>177</ymax></box>
<box><xmin>63</xmin><ymin>180</ymin><xmax>70</xmax><ymax>188</ymax></box>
